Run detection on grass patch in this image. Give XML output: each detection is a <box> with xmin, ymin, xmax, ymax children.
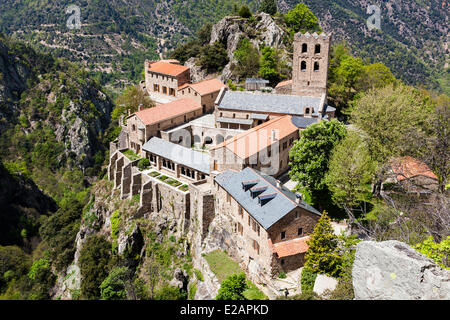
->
<box><xmin>149</xmin><ymin>171</ymin><xmax>161</xmax><ymax>177</ymax></box>
<box><xmin>244</xmin><ymin>281</ymin><xmax>268</xmax><ymax>300</ymax></box>
<box><xmin>157</xmin><ymin>175</ymin><xmax>182</xmax><ymax>187</ymax></box>
<box><xmin>179</xmin><ymin>184</ymin><xmax>189</xmax><ymax>192</ymax></box>
<box><xmin>194</xmin><ymin>269</ymin><xmax>204</xmax><ymax>282</ymax></box>
<box><xmin>122</xmin><ymin>149</ymin><xmax>140</xmax><ymax>161</ymax></box>
<box><xmin>204</xmin><ymin>250</ymin><xmax>267</xmax><ymax>300</ymax></box>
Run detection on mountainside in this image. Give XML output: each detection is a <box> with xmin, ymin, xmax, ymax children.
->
<box><xmin>0</xmin><ymin>1</ymin><xmax>447</xmax><ymax>92</ymax></box>
<box><xmin>0</xmin><ymin>35</ymin><xmax>114</xmax><ymax>201</ymax></box>
<box><xmin>283</xmin><ymin>0</ymin><xmax>449</xmax><ymax>93</ymax></box>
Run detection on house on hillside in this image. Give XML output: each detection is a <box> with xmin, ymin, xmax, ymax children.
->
<box><xmin>214</xmin><ymin>167</ymin><xmax>321</xmax><ymax>278</ymax></box>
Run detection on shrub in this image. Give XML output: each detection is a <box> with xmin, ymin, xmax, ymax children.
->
<box><xmin>154</xmin><ymin>285</ymin><xmax>187</xmax><ymax>300</ymax></box>
<box><xmin>79</xmin><ymin>235</ymin><xmax>111</xmax><ymax>299</ymax></box>
<box><xmin>300</xmin><ymin>267</ymin><xmax>317</xmax><ymax>293</ymax></box>
<box><xmin>99</xmin><ymin>267</ymin><xmax>130</xmax><ymax>300</ymax></box>
<box><xmin>278</xmin><ymin>272</ymin><xmax>287</xmax><ymax>279</ymax></box>
<box><xmin>238</xmin><ymin>5</ymin><xmax>252</xmax><ymax>18</ymax></box>
<box><xmin>137</xmin><ymin>158</ymin><xmax>150</xmax><ymax>171</ymax></box>
<box><xmin>194</xmin><ymin>269</ymin><xmax>204</xmax><ymax>282</ymax></box>
<box><xmin>414</xmin><ymin>236</ymin><xmax>450</xmax><ymax>269</ymax></box>
<box><xmin>216</xmin><ymin>273</ymin><xmax>248</xmax><ymax>300</ymax></box>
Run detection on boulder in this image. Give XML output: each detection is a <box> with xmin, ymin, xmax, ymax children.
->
<box><xmin>352</xmin><ymin>240</ymin><xmax>450</xmax><ymax>300</ymax></box>
<box><xmin>169</xmin><ymin>268</ymin><xmax>189</xmax><ymax>291</ymax></box>
<box><xmin>313</xmin><ymin>274</ymin><xmax>338</xmax><ymax>296</ymax></box>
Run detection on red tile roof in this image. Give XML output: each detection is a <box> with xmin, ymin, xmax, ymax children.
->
<box><xmin>148</xmin><ymin>61</ymin><xmax>190</xmax><ymax>77</ymax></box>
<box><xmin>275</xmin><ymin>79</ymin><xmax>293</xmax><ymax>89</ymax></box>
<box><xmin>211</xmin><ymin>115</ymin><xmax>298</xmax><ymax>159</ymax></box>
<box><xmin>391</xmin><ymin>156</ymin><xmax>437</xmax><ymax>181</ymax></box>
<box><xmin>178</xmin><ymin>78</ymin><xmax>226</xmax><ymax>96</ymax></box>
<box><xmin>269</xmin><ymin>236</ymin><xmax>310</xmax><ymax>258</ymax></box>
<box><xmin>133</xmin><ymin>98</ymin><xmax>201</xmax><ymax>126</ymax></box>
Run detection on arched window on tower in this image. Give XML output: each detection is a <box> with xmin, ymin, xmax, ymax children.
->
<box><xmin>314</xmin><ymin>62</ymin><xmax>319</xmax><ymax>72</ymax></box>
<box><xmin>301</xmin><ymin>61</ymin><xmax>307</xmax><ymax>72</ymax></box>
<box><xmin>302</xmin><ymin>43</ymin><xmax>307</xmax><ymax>53</ymax></box>
<box><xmin>315</xmin><ymin>44</ymin><xmax>321</xmax><ymax>54</ymax></box>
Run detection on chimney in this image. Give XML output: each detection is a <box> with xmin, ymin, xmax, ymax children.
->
<box><xmin>295</xmin><ymin>193</ymin><xmax>303</xmax><ymax>204</ymax></box>
<box><xmin>138</xmin><ymin>104</ymin><xmax>144</xmax><ymax>112</ymax></box>
<box><xmin>271</xmin><ymin>129</ymin><xmax>278</xmax><ymax>141</ymax></box>
<box><xmin>276</xmin><ymin>180</ymin><xmax>282</xmax><ymax>189</ymax></box>
<box><xmin>128</xmin><ymin>109</ymin><xmax>131</xmax><ymax>116</ymax></box>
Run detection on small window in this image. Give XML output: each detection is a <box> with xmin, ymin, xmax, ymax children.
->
<box><xmin>315</xmin><ymin>44</ymin><xmax>321</xmax><ymax>54</ymax></box>
<box><xmin>281</xmin><ymin>231</ymin><xmax>286</xmax><ymax>240</ymax></box>
<box><xmin>301</xmin><ymin>61</ymin><xmax>307</xmax><ymax>72</ymax></box>
<box><xmin>298</xmin><ymin>228</ymin><xmax>303</xmax><ymax>236</ymax></box>
<box><xmin>227</xmin><ymin>193</ymin><xmax>231</xmax><ymax>203</ymax></box>
<box><xmin>302</xmin><ymin>43</ymin><xmax>307</xmax><ymax>53</ymax></box>
<box><xmin>233</xmin><ymin>113</ymin><xmax>236</xmax><ymax>118</ymax></box>
<box><xmin>314</xmin><ymin>62</ymin><xmax>319</xmax><ymax>72</ymax></box>
<box><xmin>305</xmin><ymin>108</ymin><xmax>310</xmax><ymax>115</ymax></box>
<box><xmin>295</xmin><ymin>211</ymin><xmax>300</xmax><ymax>219</ymax></box>
<box><xmin>239</xmin><ymin>206</ymin><xmax>243</xmax><ymax>217</ymax></box>
<box><xmin>281</xmin><ymin>258</ymin><xmax>285</xmax><ymax>265</ymax></box>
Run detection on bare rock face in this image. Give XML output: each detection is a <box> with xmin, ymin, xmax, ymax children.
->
<box><xmin>352</xmin><ymin>240</ymin><xmax>450</xmax><ymax>300</ymax></box>
<box><xmin>185</xmin><ymin>57</ymin><xmax>208</xmax><ymax>83</ymax></box>
<box><xmin>209</xmin><ymin>13</ymin><xmax>286</xmax><ymax>82</ymax></box>
<box><xmin>169</xmin><ymin>268</ymin><xmax>189</xmax><ymax>291</ymax></box>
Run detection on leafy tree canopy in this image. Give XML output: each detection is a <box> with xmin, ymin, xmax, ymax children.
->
<box><xmin>259</xmin><ymin>0</ymin><xmax>277</xmax><ymax>15</ymax></box>
<box><xmin>216</xmin><ymin>273</ymin><xmax>248</xmax><ymax>300</ymax></box>
<box><xmin>289</xmin><ymin>119</ymin><xmax>347</xmax><ymax>192</ymax></box>
<box><xmin>112</xmin><ymin>85</ymin><xmax>155</xmax><ymax>121</ymax></box>
<box><xmin>284</xmin><ymin>3</ymin><xmax>321</xmax><ymax>34</ymax></box>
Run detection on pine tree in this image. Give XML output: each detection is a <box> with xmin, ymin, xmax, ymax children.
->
<box><xmin>260</xmin><ymin>0</ymin><xmax>277</xmax><ymax>15</ymax></box>
<box><xmin>305</xmin><ymin>211</ymin><xmax>341</xmax><ymax>277</ymax></box>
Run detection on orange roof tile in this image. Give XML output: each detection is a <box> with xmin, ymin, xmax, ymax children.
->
<box><xmin>270</xmin><ymin>236</ymin><xmax>310</xmax><ymax>258</ymax></box>
<box><xmin>133</xmin><ymin>98</ymin><xmax>201</xmax><ymax>126</ymax></box>
<box><xmin>178</xmin><ymin>78</ymin><xmax>226</xmax><ymax>96</ymax></box>
<box><xmin>211</xmin><ymin>115</ymin><xmax>298</xmax><ymax>159</ymax></box>
<box><xmin>391</xmin><ymin>156</ymin><xmax>437</xmax><ymax>181</ymax></box>
<box><xmin>148</xmin><ymin>61</ymin><xmax>190</xmax><ymax>77</ymax></box>
<box><xmin>275</xmin><ymin>79</ymin><xmax>293</xmax><ymax>89</ymax></box>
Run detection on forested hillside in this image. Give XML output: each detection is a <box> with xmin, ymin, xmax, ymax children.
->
<box><xmin>0</xmin><ymin>1</ymin><xmax>447</xmax><ymax>92</ymax></box>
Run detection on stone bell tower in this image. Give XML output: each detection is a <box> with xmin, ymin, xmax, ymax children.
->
<box><xmin>292</xmin><ymin>32</ymin><xmax>331</xmax><ymax>99</ymax></box>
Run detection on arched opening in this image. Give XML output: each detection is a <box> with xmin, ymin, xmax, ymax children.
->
<box><xmin>315</xmin><ymin>44</ymin><xmax>321</xmax><ymax>54</ymax></box>
<box><xmin>314</xmin><ymin>62</ymin><xmax>319</xmax><ymax>72</ymax></box>
<box><xmin>301</xmin><ymin>61</ymin><xmax>307</xmax><ymax>72</ymax></box>
<box><xmin>204</xmin><ymin>137</ymin><xmax>213</xmax><ymax>145</ymax></box>
<box><xmin>193</xmin><ymin>135</ymin><xmax>201</xmax><ymax>145</ymax></box>
<box><xmin>216</xmin><ymin>134</ymin><xmax>224</xmax><ymax>144</ymax></box>
<box><xmin>305</xmin><ymin>108</ymin><xmax>310</xmax><ymax>115</ymax></box>
<box><xmin>302</xmin><ymin>43</ymin><xmax>307</xmax><ymax>53</ymax></box>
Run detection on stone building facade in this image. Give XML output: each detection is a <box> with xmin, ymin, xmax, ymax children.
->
<box><xmin>210</xmin><ymin>116</ymin><xmax>300</xmax><ymax>177</ymax></box>
<box><xmin>178</xmin><ymin>78</ymin><xmax>226</xmax><ymax>114</ymax></box>
<box><xmin>213</xmin><ymin>168</ymin><xmax>321</xmax><ymax>277</ymax></box>
<box><xmin>291</xmin><ymin>32</ymin><xmax>331</xmax><ymax>99</ymax></box>
<box><xmin>125</xmin><ymin>98</ymin><xmax>202</xmax><ymax>156</ymax></box>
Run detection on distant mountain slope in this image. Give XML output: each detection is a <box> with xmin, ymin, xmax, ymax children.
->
<box><xmin>283</xmin><ymin>0</ymin><xmax>449</xmax><ymax>93</ymax></box>
<box><xmin>0</xmin><ymin>0</ymin><xmax>447</xmax><ymax>92</ymax></box>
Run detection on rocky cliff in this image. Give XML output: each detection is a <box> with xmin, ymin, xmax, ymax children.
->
<box><xmin>0</xmin><ymin>35</ymin><xmax>114</xmax><ymax>172</ymax></box>
<box><xmin>352</xmin><ymin>240</ymin><xmax>450</xmax><ymax>300</ymax></box>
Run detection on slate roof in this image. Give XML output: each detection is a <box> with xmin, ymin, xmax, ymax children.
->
<box><xmin>246</xmin><ymin>78</ymin><xmax>270</xmax><ymax>84</ymax></box>
<box><xmin>217</xmin><ymin>90</ymin><xmax>322</xmax><ymax>115</ymax></box>
<box><xmin>215</xmin><ymin>167</ymin><xmax>320</xmax><ymax>230</ymax></box>
<box><xmin>291</xmin><ymin>116</ymin><xmax>319</xmax><ymax>128</ymax></box>
<box><xmin>142</xmin><ymin>137</ymin><xmax>210</xmax><ymax>174</ymax></box>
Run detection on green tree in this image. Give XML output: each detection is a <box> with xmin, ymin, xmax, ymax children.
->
<box><xmin>351</xmin><ymin>84</ymin><xmax>433</xmax><ymax>163</ymax></box>
<box><xmin>100</xmin><ymin>266</ymin><xmax>130</xmax><ymax>300</ymax></box>
<box><xmin>284</xmin><ymin>3</ymin><xmax>321</xmax><ymax>34</ymax></box>
<box><xmin>325</xmin><ymin>132</ymin><xmax>376</xmax><ymax>223</ymax></box>
<box><xmin>232</xmin><ymin>37</ymin><xmax>260</xmax><ymax>80</ymax></box>
<box><xmin>289</xmin><ymin>119</ymin><xmax>347</xmax><ymax>193</ymax></box>
<box><xmin>414</xmin><ymin>236</ymin><xmax>449</xmax><ymax>269</ymax></box>
<box><xmin>199</xmin><ymin>41</ymin><xmax>229</xmax><ymax>73</ymax></box>
<box><xmin>79</xmin><ymin>235</ymin><xmax>111</xmax><ymax>299</ymax></box>
<box><xmin>305</xmin><ymin>211</ymin><xmax>341</xmax><ymax>277</ymax></box>
<box><xmin>358</xmin><ymin>63</ymin><xmax>396</xmax><ymax>92</ymax></box>
<box><xmin>238</xmin><ymin>5</ymin><xmax>252</xmax><ymax>19</ymax></box>
<box><xmin>259</xmin><ymin>0</ymin><xmax>277</xmax><ymax>15</ymax></box>
<box><xmin>113</xmin><ymin>85</ymin><xmax>155</xmax><ymax>120</ymax></box>
<box><xmin>259</xmin><ymin>46</ymin><xmax>282</xmax><ymax>84</ymax></box>
<box><xmin>216</xmin><ymin>273</ymin><xmax>248</xmax><ymax>300</ymax></box>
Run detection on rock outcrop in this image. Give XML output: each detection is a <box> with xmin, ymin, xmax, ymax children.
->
<box><xmin>352</xmin><ymin>240</ymin><xmax>450</xmax><ymax>300</ymax></box>
<box><xmin>206</xmin><ymin>13</ymin><xmax>288</xmax><ymax>83</ymax></box>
